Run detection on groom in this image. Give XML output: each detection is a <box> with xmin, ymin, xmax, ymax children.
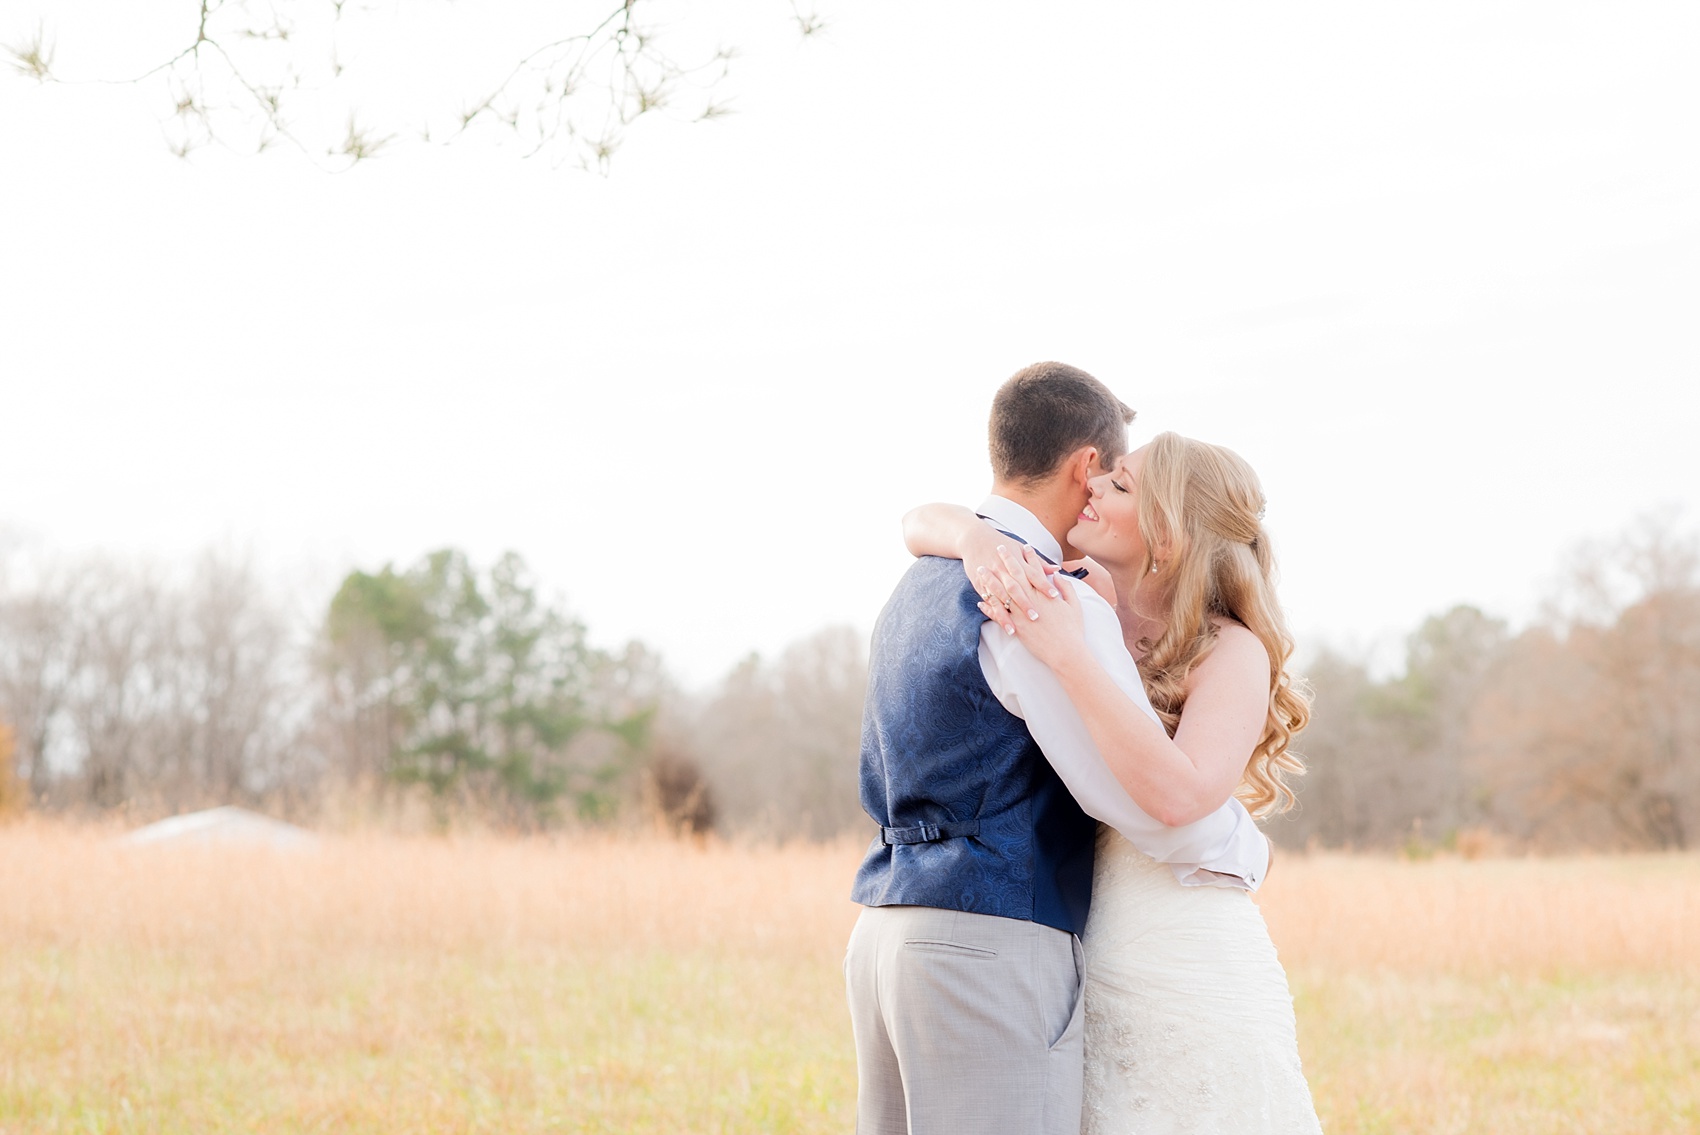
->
<box><xmin>845</xmin><ymin>362</ymin><xmax>1270</xmax><ymax>1135</ymax></box>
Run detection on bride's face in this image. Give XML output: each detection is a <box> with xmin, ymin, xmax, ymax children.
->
<box><xmin>1070</xmin><ymin>446</ymin><xmax>1150</xmax><ymax>568</ymax></box>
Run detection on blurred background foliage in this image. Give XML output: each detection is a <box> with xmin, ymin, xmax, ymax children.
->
<box><xmin>321</xmin><ymin>549</ymin><xmax>656</xmax><ymax>825</ymax></box>
<box><xmin>1</xmin><ymin>518</ymin><xmax>1697</xmax><ymax>850</ymax></box>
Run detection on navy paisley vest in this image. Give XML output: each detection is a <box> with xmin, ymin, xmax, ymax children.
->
<box><xmin>850</xmin><ymin>555</ymin><xmax>1098</xmax><ymax>936</ymax></box>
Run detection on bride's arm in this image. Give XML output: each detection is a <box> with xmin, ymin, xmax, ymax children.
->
<box><xmin>902</xmin><ymin>503</ymin><xmax>1116</xmax><ymax>603</ymax></box>
<box><xmin>902</xmin><ymin>503</ymin><xmax>1017</xmax><ymax>592</ymax></box>
<box><xmin>981</xmin><ymin>547</ymin><xmax>1268</xmax><ymax>827</ymax></box>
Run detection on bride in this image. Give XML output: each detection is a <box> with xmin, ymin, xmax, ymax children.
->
<box><xmin>906</xmin><ymin>431</ymin><xmax>1323</xmax><ymax>1134</ymax></box>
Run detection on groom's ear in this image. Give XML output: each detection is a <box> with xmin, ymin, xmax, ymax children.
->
<box><xmin>1054</xmin><ymin>441</ymin><xmax>1094</xmax><ymax>496</ymax></box>
<box><xmin>1065</xmin><ymin>445</ymin><xmax>1102</xmax><ymax>492</ymax></box>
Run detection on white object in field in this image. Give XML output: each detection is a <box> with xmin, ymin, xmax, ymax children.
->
<box><xmin>120</xmin><ymin>805</ymin><xmax>317</xmax><ymax>850</ymax></box>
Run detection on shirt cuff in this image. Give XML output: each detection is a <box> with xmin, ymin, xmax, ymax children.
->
<box><xmin>1171</xmin><ymin>832</ymin><xmax>1270</xmax><ymax>892</ymax></box>
<box><xmin>1171</xmin><ymin>866</ymin><xmax>1246</xmax><ymax>890</ymax></box>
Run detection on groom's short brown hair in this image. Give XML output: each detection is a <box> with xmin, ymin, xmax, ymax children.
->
<box><xmin>989</xmin><ymin>362</ymin><xmax>1135</xmax><ymax>484</ymax></box>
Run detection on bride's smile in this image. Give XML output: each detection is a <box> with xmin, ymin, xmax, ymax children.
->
<box><xmin>1068</xmin><ymin>447</ymin><xmax>1151</xmax><ymax>569</ymax></box>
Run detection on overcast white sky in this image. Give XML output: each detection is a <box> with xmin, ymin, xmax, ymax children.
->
<box><xmin>2</xmin><ymin>0</ymin><xmax>1697</xmax><ymax>686</ymax></box>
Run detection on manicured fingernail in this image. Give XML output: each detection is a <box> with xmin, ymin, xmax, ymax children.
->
<box><xmin>1005</xmin><ymin>624</ymin><xmax>1015</xmax><ymax>635</ymax></box>
<box><xmin>1048</xmin><ymin>588</ymin><xmax>1060</xmax><ymax>598</ymax></box>
<box><xmin>1028</xmin><ymin>609</ymin><xmax>1039</xmax><ymax>621</ymax></box>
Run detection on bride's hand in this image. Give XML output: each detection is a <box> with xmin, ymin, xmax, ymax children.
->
<box><xmin>976</xmin><ymin>545</ymin><xmax>1088</xmax><ymax>669</ymax></box>
<box><xmin>956</xmin><ymin>523</ymin><xmax>1033</xmax><ymax>596</ymax></box>
<box><xmin>975</xmin><ymin>543</ymin><xmax>1061</xmax><ymax>624</ymax></box>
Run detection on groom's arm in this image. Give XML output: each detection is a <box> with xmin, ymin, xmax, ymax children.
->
<box><xmin>979</xmin><ymin>587</ymin><xmax>1270</xmax><ymax>891</ymax></box>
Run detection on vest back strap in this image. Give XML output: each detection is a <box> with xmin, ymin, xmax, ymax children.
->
<box><xmin>880</xmin><ymin>818</ymin><xmax>981</xmax><ymax>845</ymax></box>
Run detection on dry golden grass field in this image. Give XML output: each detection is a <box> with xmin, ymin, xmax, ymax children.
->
<box><xmin>2</xmin><ymin>823</ymin><xmax>1697</xmax><ymax>1134</ymax></box>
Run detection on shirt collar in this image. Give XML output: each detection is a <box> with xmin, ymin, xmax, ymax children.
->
<box><xmin>975</xmin><ymin>495</ymin><xmax>1065</xmax><ymax>565</ymax></box>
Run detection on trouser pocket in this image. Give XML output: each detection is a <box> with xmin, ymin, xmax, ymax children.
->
<box><xmin>902</xmin><ymin>938</ymin><xmax>999</xmax><ymax>958</ymax></box>
<box><xmin>1045</xmin><ymin>934</ymin><xmax>1086</xmax><ymax>1052</ymax></box>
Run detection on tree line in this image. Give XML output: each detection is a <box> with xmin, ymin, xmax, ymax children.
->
<box><xmin>0</xmin><ymin>544</ymin><xmax>867</xmax><ymax>837</ymax></box>
<box><xmin>1270</xmin><ymin>517</ymin><xmax>1700</xmax><ymax>853</ymax></box>
<box><xmin>1</xmin><ymin>520</ymin><xmax>1696</xmax><ymax>851</ymax></box>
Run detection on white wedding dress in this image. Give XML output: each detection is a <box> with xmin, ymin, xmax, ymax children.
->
<box><xmin>1081</xmin><ymin>825</ymin><xmax>1324</xmax><ymax>1134</ymax></box>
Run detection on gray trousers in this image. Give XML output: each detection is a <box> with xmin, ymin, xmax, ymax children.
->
<box><xmin>844</xmin><ymin>905</ymin><xmax>1086</xmax><ymax>1135</ymax></box>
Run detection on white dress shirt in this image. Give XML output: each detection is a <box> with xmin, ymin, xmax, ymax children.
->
<box><xmin>974</xmin><ymin>495</ymin><xmax>1270</xmax><ymax>891</ymax></box>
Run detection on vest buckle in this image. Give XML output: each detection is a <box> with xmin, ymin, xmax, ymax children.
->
<box><xmin>880</xmin><ymin>818</ymin><xmax>981</xmax><ymax>845</ymax></box>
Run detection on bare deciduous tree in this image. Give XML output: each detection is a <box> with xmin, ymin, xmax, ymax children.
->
<box><xmin>0</xmin><ymin>559</ymin><xmax>89</xmax><ymax>804</ymax></box>
<box><xmin>150</xmin><ymin>553</ymin><xmax>304</xmax><ymax>810</ymax></box>
<box><xmin>62</xmin><ymin>561</ymin><xmax>163</xmax><ymax>810</ymax></box>
<box><xmin>1280</xmin><ymin>517</ymin><xmax>1700</xmax><ymax>853</ymax></box>
<box><xmin>5</xmin><ymin>0</ymin><xmax>821</xmax><ymax>169</ymax></box>
<box><xmin>691</xmin><ymin>624</ymin><xmax>868</xmax><ymax>840</ymax></box>
<box><xmin>1473</xmin><ymin>520</ymin><xmax>1700</xmax><ymax>850</ymax></box>
<box><xmin>0</xmin><ymin>550</ymin><xmax>306</xmax><ymax>815</ymax></box>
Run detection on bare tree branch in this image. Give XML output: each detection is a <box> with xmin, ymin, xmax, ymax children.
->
<box><xmin>5</xmin><ymin>1</ymin><xmax>812</xmax><ymax>171</ymax></box>
<box><xmin>4</xmin><ymin>24</ymin><xmax>54</xmax><ymax>81</ymax></box>
<box><xmin>788</xmin><ymin>1</ymin><xmax>827</xmax><ymax>38</ymax></box>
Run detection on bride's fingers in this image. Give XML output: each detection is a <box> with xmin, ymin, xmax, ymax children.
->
<box><xmin>995</xmin><ymin>563</ymin><xmax>1042</xmax><ymax>622</ymax></box>
<box><xmin>1020</xmin><ymin>545</ymin><xmax>1062</xmax><ymax>598</ymax></box>
<box><xmin>977</xmin><ymin>599</ymin><xmax>1017</xmax><ymax>635</ymax></box>
<box><xmin>976</xmin><ymin>566</ymin><xmax>1015</xmax><ymax>614</ymax></box>
<box><xmin>974</xmin><ymin>567</ymin><xmax>1018</xmax><ymax>634</ymax></box>
<box><xmin>998</xmin><ymin>544</ymin><xmax>1060</xmax><ymax>601</ymax></box>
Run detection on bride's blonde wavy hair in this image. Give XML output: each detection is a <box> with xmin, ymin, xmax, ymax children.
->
<box><xmin>1131</xmin><ymin>433</ymin><xmax>1310</xmax><ymax>816</ymax></box>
